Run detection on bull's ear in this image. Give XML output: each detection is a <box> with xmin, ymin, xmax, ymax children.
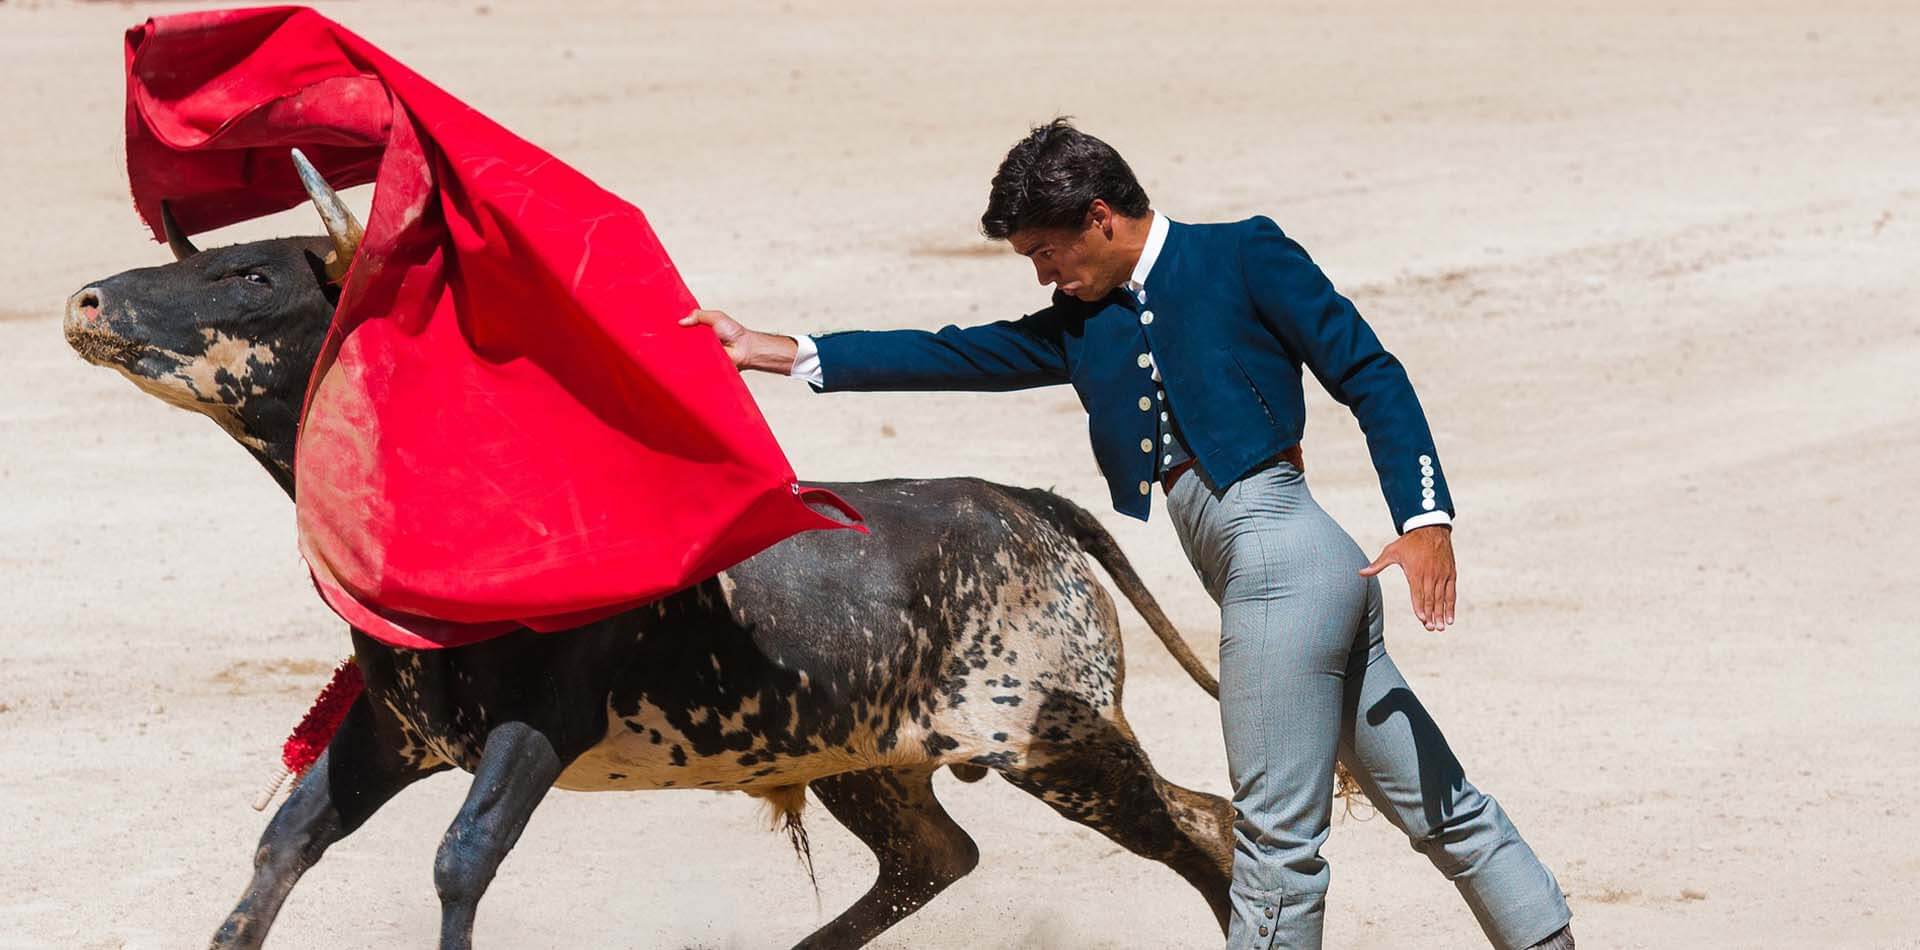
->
<box><xmin>301</xmin><ymin>248</ymin><xmax>342</xmax><ymax>296</ymax></box>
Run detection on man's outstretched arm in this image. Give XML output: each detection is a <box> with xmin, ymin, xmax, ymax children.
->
<box><xmin>681</xmin><ymin>307</ymin><xmax>1072</xmax><ymax>393</ymax></box>
<box><xmin>679</xmin><ymin>309</ymin><xmax>803</xmax><ymax>374</ymax></box>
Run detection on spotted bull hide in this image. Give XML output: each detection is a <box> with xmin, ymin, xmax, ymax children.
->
<box><xmin>65</xmin><ymin>225</ymin><xmax>1236</xmax><ymax>950</ymax></box>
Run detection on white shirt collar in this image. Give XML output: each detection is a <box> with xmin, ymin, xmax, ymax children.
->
<box><xmin>1122</xmin><ymin>210</ymin><xmax>1169</xmax><ymax>302</ymax></box>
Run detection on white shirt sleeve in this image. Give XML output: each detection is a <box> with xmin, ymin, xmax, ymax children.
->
<box><xmin>1401</xmin><ymin>510</ymin><xmax>1453</xmax><ymax>533</ymax></box>
<box><xmin>789</xmin><ymin>334</ymin><xmax>824</xmax><ymax>387</ymax></box>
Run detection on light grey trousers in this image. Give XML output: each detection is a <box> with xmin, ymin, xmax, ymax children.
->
<box><xmin>1165</xmin><ymin>461</ymin><xmax>1571</xmax><ymax>950</ymax></box>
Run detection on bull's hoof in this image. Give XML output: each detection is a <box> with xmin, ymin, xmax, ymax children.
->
<box><xmin>209</xmin><ymin>912</ymin><xmax>260</xmax><ymax>950</ymax></box>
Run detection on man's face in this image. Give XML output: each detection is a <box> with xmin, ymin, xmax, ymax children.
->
<box><xmin>1007</xmin><ymin>208</ymin><xmax>1127</xmax><ymax>302</ymax></box>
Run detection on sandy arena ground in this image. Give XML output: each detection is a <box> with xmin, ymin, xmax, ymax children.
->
<box><xmin>2</xmin><ymin>1</ymin><xmax>1917</xmax><ymax>947</ymax></box>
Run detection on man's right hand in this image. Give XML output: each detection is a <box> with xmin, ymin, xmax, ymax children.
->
<box><xmin>679</xmin><ymin>309</ymin><xmax>799</xmax><ymax>375</ymax></box>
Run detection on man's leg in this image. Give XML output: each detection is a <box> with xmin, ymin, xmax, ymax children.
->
<box><xmin>1168</xmin><ymin>464</ymin><xmax>1367</xmax><ymax>950</ymax></box>
<box><xmin>1338</xmin><ymin>577</ymin><xmax>1574</xmax><ymax>949</ymax></box>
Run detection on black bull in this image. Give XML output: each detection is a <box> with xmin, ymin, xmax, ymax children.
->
<box><xmin>64</xmin><ymin>229</ymin><xmax>1238</xmax><ymax>949</ymax></box>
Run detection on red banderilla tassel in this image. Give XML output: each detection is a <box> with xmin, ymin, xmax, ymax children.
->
<box><xmin>251</xmin><ymin>657</ymin><xmax>365</xmax><ymax>811</ymax></box>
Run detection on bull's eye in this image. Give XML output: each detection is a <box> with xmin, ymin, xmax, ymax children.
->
<box><xmin>221</xmin><ymin>270</ymin><xmax>272</xmax><ymax>290</ymax></box>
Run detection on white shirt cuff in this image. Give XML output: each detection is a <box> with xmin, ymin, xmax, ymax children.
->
<box><xmin>1401</xmin><ymin>510</ymin><xmax>1452</xmax><ymax>533</ymax></box>
<box><xmin>789</xmin><ymin>334</ymin><xmax>824</xmax><ymax>387</ymax></box>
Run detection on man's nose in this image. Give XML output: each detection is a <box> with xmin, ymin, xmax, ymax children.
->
<box><xmin>1033</xmin><ymin>262</ymin><xmax>1053</xmax><ymax>287</ymax></box>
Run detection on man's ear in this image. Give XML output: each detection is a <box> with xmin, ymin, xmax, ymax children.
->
<box><xmin>1086</xmin><ymin>199</ymin><xmax>1114</xmax><ymax>239</ymax></box>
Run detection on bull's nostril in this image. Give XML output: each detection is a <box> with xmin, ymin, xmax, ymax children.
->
<box><xmin>68</xmin><ymin>287</ymin><xmax>103</xmax><ymax>325</ymax></box>
<box><xmin>64</xmin><ymin>287</ymin><xmax>109</xmax><ymax>353</ymax></box>
<box><xmin>64</xmin><ymin>285</ymin><xmax>133</xmax><ymax>365</ymax></box>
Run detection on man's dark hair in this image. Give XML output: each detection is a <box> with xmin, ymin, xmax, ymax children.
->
<box><xmin>980</xmin><ymin>117</ymin><xmax>1151</xmax><ymax>239</ymax></box>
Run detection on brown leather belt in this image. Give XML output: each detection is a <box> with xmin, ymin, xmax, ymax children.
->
<box><xmin>1162</xmin><ymin>445</ymin><xmax>1303</xmax><ymax>494</ymax></box>
<box><xmin>1160</xmin><ymin>458</ymin><xmax>1197</xmax><ymax>494</ymax></box>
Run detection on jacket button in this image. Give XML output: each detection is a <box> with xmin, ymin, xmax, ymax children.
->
<box><xmin>1259</xmin><ymin>926</ymin><xmax>1270</xmax><ymax>937</ymax></box>
<box><xmin>1140</xmin><ymin>439</ymin><xmax>1153</xmax><ymax>453</ymax></box>
<box><xmin>1163</xmin><ymin>454</ymin><xmax>1173</xmax><ymax>465</ymax></box>
<box><xmin>1138</xmin><ymin>481</ymin><xmax>1151</xmax><ymax>495</ymax></box>
<box><xmin>1139</xmin><ymin>396</ymin><xmax>1152</xmax><ymax>411</ymax></box>
<box><xmin>1162</xmin><ymin>433</ymin><xmax>1172</xmax><ymax>444</ymax></box>
<box><xmin>1140</xmin><ymin>311</ymin><xmax>1154</xmax><ymax>325</ymax></box>
<box><xmin>1265</xmin><ymin>908</ymin><xmax>1275</xmax><ymax>919</ymax></box>
<box><xmin>1137</xmin><ymin>353</ymin><xmax>1152</xmax><ymax>368</ymax></box>
<box><xmin>1422</xmin><ymin>498</ymin><xmax>1437</xmax><ymax>510</ymax></box>
<box><xmin>1419</xmin><ymin>454</ymin><xmax>1433</xmax><ymax>466</ymax></box>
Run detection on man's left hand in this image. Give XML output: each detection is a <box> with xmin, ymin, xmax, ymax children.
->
<box><xmin>1359</xmin><ymin>525</ymin><xmax>1456</xmax><ymax>632</ymax></box>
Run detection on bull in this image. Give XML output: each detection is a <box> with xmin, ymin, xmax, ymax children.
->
<box><xmin>61</xmin><ymin>153</ymin><xmax>1238</xmax><ymax>950</ymax></box>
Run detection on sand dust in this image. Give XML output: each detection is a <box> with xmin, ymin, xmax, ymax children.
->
<box><xmin>2</xmin><ymin>1</ymin><xmax>1916</xmax><ymax>947</ymax></box>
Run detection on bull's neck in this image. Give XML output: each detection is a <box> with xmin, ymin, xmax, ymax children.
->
<box><xmin>248</xmin><ymin>442</ymin><xmax>297</xmax><ymax>498</ymax></box>
<box><xmin>231</xmin><ymin>401</ymin><xmax>300</xmax><ymax>499</ymax></box>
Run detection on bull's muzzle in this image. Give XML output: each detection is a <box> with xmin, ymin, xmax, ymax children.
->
<box><xmin>64</xmin><ymin>285</ymin><xmax>104</xmax><ymax>342</ymax></box>
<box><xmin>63</xmin><ymin>285</ymin><xmax>138</xmax><ymax>367</ymax></box>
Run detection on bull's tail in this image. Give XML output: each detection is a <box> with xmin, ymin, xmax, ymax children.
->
<box><xmin>1015</xmin><ymin>487</ymin><xmax>1219</xmax><ymax>698</ymax></box>
<box><xmin>751</xmin><ymin>784</ymin><xmax>819</xmax><ymax>898</ymax></box>
<box><xmin>1015</xmin><ymin>487</ymin><xmax>1376</xmax><ymax>804</ymax></box>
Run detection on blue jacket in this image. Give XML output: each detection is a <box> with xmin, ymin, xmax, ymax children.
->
<box><xmin>810</xmin><ymin>216</ymin><xmax>1452</xmax><ymax>532</ymax></box>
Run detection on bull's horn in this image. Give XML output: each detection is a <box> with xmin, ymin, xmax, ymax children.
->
<box><xmin>159</xmin><ymin>200</ymin><xmax>199</xmax><ymax>261</ymax></box>
<box><xmin>290</xmin><ymin>148</ymin><xmax>364</xmax><ymax>283</ymax></box>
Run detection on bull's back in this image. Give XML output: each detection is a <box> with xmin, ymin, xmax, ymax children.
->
<box><xmin>567</xmin><ymin>478</ymin><xmax>1121</xmax><ymax>792</ymax></box>
<box><xmin>721</xmin><ymin>478</ymin><xmax>1082</xmax><ymax>665</ymax></box>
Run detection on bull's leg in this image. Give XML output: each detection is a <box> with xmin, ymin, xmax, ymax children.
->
<box><xmin>1002</xmin><ymin>713</ymin><xmax>1237</xmax><ymax>935</ymax></box>
<box><xmin>792</xmin><ymin>768</ymin><xmax>979</xmax><ymax>950</ymax></box>
<box><xmin>211</xmin><ymin>697</ymin><xmax>444</xmax><ymax>949</ymax></box>
<box><xmin>434</xmin><ymin>721</ymin><xmax>565</xmax><ymax>950</ymax></box>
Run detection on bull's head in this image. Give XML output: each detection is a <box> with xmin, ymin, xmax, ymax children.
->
<box><xmin>63</xmin><ymin>150</ymin><xmax>361</xmax><ymax>496</ymax></box>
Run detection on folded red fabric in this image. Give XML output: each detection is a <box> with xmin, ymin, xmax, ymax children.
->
<box><xmin>124</xmin><ymin>6</ymin><xmax>862</xmax><ymax>648</ymax></box>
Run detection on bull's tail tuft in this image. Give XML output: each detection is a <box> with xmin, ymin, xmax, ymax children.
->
<box><xmin>750</xmin><ymin>784</ymin><xmax>819</xmax><ymax>899</ymax></box>
<box><xmin>1012</xmin><ymin>487</ymin><xmax>1219</xmax><ymax>698</ymax></box>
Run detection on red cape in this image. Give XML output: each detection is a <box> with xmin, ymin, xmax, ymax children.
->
<box><xmin>124</xmin><ymin>6</ymin><xmax>862</xmax><ymax>649</ymax></box>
